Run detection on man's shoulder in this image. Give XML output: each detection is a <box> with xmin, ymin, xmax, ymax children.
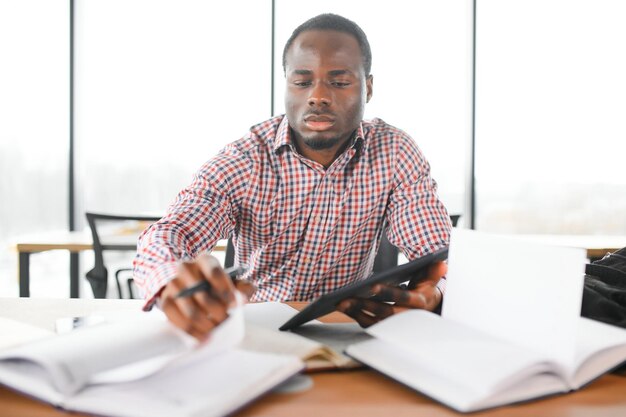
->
<box><xmin>200</xmin><ymin>115</ymin><xmax>284</xmax><ymax>179</ymax></box>
<box><xmin>361</xmin><ymin>118</ymin><xmax>416</xmax><ymax>150</ymax></box>
<box><xmin>226</xmin><ymin>115</ymin><xmax>285</xmax><ymax>155</ymax></box>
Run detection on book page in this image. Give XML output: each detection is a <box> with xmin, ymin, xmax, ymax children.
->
<box><xmin>0</xmin><ymin>316</ymin><xmax>53</xmax><ymax>350</ymax></box>
<box><xmin>242</xmin><ymin>324</ymin><xmax>325</xmax><ymax>359</ymax></box>
<box><xmin>292</xmin><ymin>322</ymin><xmax>370</xmax><ymax>369</ymax></box>
<box><xmin>443</xmin><ymin>229</ymin><xmax>587</xmax><ymax>369</ymax></box>
<box><xmin>0</xmin><ymin>312</ymin><xmax>193</xmax><ymax>395</ymax></box>
<box><xmin>359</xmin><ymin>310</ymin><xmax>557</xmax><ymax>395</ymax></box>
<box><xmin>0</xmin><ymin>305</ymin><xmax>245</xmax><ymax>395</ymax></box>
<box><xmin>292</xmin><ymin>322</ymin><xmax>370</xmax><ymax>351</ymax></box>
<box><xmin>65</xmin><ymin>348</ymin><xmax>303</xmax><ymax>417</ymax></box>
<box><xmin>243</xmin><ymin>302</ymin><xmax>367</xmax><ymax>369</ymax></box>
<box><xmin>347</xmin><ymin>338</ymin><xmax>568</xmax><ymax>413</ymax></box>
<box><xmin>243</xmin><ymin>302</ymin><xmax>315</xmax><ymax>329</ymax></box>
<box><xmin>0</xmin><ymin>360</ymin><xmax>66</xmax><ymax>405</ymax></box>
<box><xmin>242</xmin><ymin>323</ymin><xmax>367</xmax><ymax>369</ymax></box>
<box><xmin>570</xmin><ymin>317</ymin><xmax>626</xmax><ymax>387</ymax></box>
<box><xmin>91</xmin><ymin>303</ymin><xmax>246</xmax><ymax>384</ymax></box>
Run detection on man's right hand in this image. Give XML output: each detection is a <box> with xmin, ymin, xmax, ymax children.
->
<box><xmin>157</xmin><ymin>254</ymin><xmax>254</xmax><ymax>341</ymax></box>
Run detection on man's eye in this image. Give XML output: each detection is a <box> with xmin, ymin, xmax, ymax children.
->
<box><xmin>294</xmin><ymin>81</ymin><xmax>312</xmax><ymax>87</ymax></box>
<box><xmin>332</xmin><ymin>81</ymin><xmax>350</xmax><ymax>87</ymax></box>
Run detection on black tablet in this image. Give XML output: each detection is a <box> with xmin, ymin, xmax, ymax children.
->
<box><xmin>279</xmin><ymin>246</ymin><xmax>448</xmax><ymax>331</ymax></box>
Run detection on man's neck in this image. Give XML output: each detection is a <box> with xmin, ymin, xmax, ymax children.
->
<box><xmin>292</xmin><ymin>130</ymin><xmax>355</xmax><ymax>169</ymax></box>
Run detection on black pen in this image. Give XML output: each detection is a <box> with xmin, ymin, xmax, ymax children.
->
<box><xmin>175</xmin><ymin>265</ymin><xmax>248</xmax><ymax>298</ymax></box>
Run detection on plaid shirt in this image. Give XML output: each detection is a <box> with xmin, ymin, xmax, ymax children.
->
<box><xmin>134</xmin><ymin>115</ymin><xmax>451</xmax><ymax>308</ymax></box>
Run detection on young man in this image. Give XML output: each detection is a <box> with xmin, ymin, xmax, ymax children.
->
<box><xmin>133</xmin><ymin>14</ymin><xmax>451</xmax><ymax>340</ymax></box>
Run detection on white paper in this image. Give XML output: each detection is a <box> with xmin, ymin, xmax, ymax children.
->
<box><xmin>0</xmin><ymin>300</ymin><xmax>246</xmax><ymax>395</ymax></box>
<box><xmin>65</xmin><ymin>349</ymin><xmax>303</xmax><ymax>417</ymax></box>
<box><xmin>0</xmin><ymin>317</ymin><xmax>53</xmax><ymax>350</ymax></box>
<box><xmin>347</xmin><ymin>309</ymin><xmax>574</xmax><ymax>412</ymax></box>
<box><xmin>243</xmin><ymin>302</ymin><xmax>304</xmax><ymax>330</ymax></box>
<box><xmin>443</xmin><ymin>229</ymin><xmax>587</xmax><ymax>369</ymax></box>
<box><xmin>571</xmin><ymin>317</ymin><xmax>626</xmax><ymax>386</ymax></box>
<box><xmin>363</xmin><ymin>310</ymin><xmax>552</xmax><ymax>395</ymax></box>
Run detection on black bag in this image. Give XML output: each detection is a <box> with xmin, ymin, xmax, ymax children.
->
<box><xmin>581</xmin><ymin>247</ymin><xmax>626</xmax><ymax>329</ymax></box>
<box><xmin>581</xmin><ymin>247</ymin><xmax>626</xmax><ymax>374</ymax></box>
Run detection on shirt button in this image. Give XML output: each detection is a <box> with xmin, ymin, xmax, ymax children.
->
<box><xmin>316</xmin><ymin>216</ymin><xmax>323</xmax><ymax>223</ymax></box>
<box><xmin>305</xmin><ymin>257</ymin><xmax>312</xmax><ymax>264</ymax></box>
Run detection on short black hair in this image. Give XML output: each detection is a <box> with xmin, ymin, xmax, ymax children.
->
<box><xmin>282</xmin><ymin>13</ymin><xmax>372</xmax><ymax>76</ymax></box>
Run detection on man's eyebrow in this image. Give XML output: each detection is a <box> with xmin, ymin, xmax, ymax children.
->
<box><xmin>290</xmin><ymin>69</ymin><xmax>355</xmax><ymax>76</ymax></box>
<box><xmin>328</xmin><ymin>69</ymin><xmax>353</xmax><ymax>76</ymax></box>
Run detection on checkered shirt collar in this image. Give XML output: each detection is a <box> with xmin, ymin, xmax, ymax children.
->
<box><xmin>271</xmin><ymin>116</ymin><xmax>366</xmax><ymax>154</ymax></box>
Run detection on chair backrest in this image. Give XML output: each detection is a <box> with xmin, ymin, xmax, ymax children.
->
<box><xmin>224</xmin><ymin>238</ymin><xmax>236</xmax><ymax>269</ymax></box>
<box><xmin>372</xmin><ymin>214</ymin><xmax>461</xmax><ymax>274</ymax></box>
<box><xmin>85</xmin><ymin>212</ymin><xmax>161</xmax><ymax>298</ymax></box>
<box><xmin>450</xmin><ymin>214</ymin><xmax>461</xmax><ymax>228</ymax></box>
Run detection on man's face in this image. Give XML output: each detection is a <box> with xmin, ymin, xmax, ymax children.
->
<box><xmin>284</xmin><ymin>30</ymin><xmax>373</xmax><ymax>152</ymax></box>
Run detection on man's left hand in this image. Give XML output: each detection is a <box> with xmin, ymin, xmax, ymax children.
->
<box><xmin>337</xmin><ymin>260</ymin><xmax>448</xmax><ymax>327</ymax></box>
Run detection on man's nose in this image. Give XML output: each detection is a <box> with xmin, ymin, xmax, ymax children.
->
<box><xmin>308</xmin><ymin>82</ymin><xmax>331</xmax><ymax>107</ymax></box>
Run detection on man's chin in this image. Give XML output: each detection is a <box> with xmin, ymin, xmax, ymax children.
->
<box><xmin>302</xmin><ymin>136</ymin><xmax>341</xmax><ymax>150</ymax></box>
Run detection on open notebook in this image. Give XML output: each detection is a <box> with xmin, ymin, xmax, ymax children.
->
<box><xmin>0</xmin><ymin>305</ymin><xmax>303</xmax><ymax>417</ymax></box>
<box><xmin>346</xmin><ymin>229</ymin><xmax>626</xmax><ymax>412</ymax></box>
<box><xmin>0</xmin><ymin>300</ymin><xmax>372</xmax><ymax>416</ymax></box>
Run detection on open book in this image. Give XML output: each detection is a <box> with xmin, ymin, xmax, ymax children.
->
<box><xmin>0</xmin><ymin>306</ymin><xmax>303</xmax><ymax>417</ymax></box>
<box><xmin>346</xmin><ymin>229</ymin><xmax>626</xmax><ymax>412</ymax></box>
<box><xmin>347</xmin><ymin>310</ymin><xmax>626</xmax><ymax>412</ymax></box>
<box><xmin>243</xmin><ymin>302</ymin><xmax>370</xmax><ymax>371</ymax></box>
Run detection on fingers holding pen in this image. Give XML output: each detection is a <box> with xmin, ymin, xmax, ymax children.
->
<box><xmin>159</xmin><ymin>257</ymin><xmax>233</xmax><ymax>341</ymax></box>
<box><xmin>160</xmin><ymin>277</ymin><xmax>218</xmax><ymax>341</ymax></box>
<box><xmin>235</xmin><ymin>280</ymin><xmax>256</xmax><ymax>301</ymax></box>
<box><xmin>179</xmin><ymin>258</ymin><xmax>231</xmax><ymax>325</ymax></box>
<box><xmin>195</xmin><ymin>254</ymin><xmax>238</xmax><ymax>308</ymax></box>
<box><xmin>176</xmin><ymin>255</ymin><xmax>240</xmax><ymax>304</ymax></box>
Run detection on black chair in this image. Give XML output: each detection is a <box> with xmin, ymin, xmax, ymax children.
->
<box><xmin>85</xmin><ymin>212</ymin><xmax>161</xmax><ymax>298</ymax></box>
<box><xmin>224</xmin><ymin>238</ymin><xmax>236</xmax><ymax>269</ymax></box>
<box><xmin>86</xmin><ymin>212</ymin><xmax>237</xmax><ymax>298</ymax></box>
<box><xmin>372</xmin><ymin>214</ymin><xmax>461</xmax><ymax>274</ymax></box>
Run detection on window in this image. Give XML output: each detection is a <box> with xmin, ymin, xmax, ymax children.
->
<box><xmin>0</xmin><ymin>0</ymin><xmax>70</xmax><ymax>296</ymax></box>
<box><xmin>75</xmin><ymin>0</ymin><xmax>272</xmax><ymax>220</ymax></box>
<box><xmin>475</xmin><ymin>0</ymin><xmax>626</xmax><ymax>234</ymax></box>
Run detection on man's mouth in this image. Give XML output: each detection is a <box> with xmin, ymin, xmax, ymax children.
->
<box><xmin>304</xmin><ymin>114</ymin><xmax>336</xmax><ymax>131</ymax></box>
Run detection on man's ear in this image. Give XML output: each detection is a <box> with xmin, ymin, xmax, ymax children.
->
<box><xmin>366</xmin><ymin>74</ymin><xmax>374</xmax><ymax>103</ymax></box>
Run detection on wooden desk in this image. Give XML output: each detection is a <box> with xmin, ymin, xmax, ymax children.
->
<box><xmin>0</xmin><ymin>298</ymin><xmax>625</xmax><ymax>417</ymax></box>
<box><xmin>12</xmin><ymin>232</ymin><xmax>226</xmax><ymax>298</ymax></box>
<box><xmin>510</xmin><ymin>234</ymin><xmax>626</xmax><ymax>261</ymax></box>
<box><xmin>14</xmin><ymin>231</ymin><xmax>96</xmax><ymax>298</ymax></box>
